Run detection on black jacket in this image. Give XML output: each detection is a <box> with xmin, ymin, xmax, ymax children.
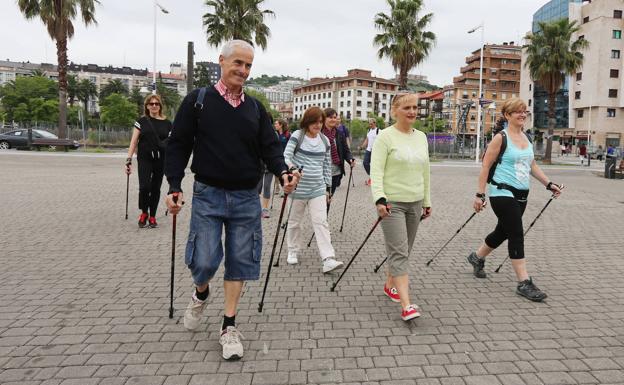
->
<box><xmin>322</xmin><ymin>127</ymin><xmax>353</xmax><ymax>176</ymax></box>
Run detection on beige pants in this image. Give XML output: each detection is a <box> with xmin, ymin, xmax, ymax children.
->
<box><xmin>381</xmin><ymin>200</ymin><xmax>423</xmax><ymax>276</ymax></box>
<box><xmin>286</xmin><ymin>195</ymin><xmax>335</xmax><ymax>260</ymax></box>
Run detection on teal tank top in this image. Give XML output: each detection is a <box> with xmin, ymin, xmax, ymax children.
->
<box><xmin>488</xmin><ymin>129</ymin><xmax>534</xmax><ymax>198</ymax></box>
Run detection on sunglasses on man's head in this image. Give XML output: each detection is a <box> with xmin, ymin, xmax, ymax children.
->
<box><xmin>148</xmin><ymin>102</ymin><xmax>160</xmax><ymax>106</ymax></box>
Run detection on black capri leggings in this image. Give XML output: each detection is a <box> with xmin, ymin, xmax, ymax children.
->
<box><xmin>137</xmin><ymin>156</ymin><xmax>164</xmax><ymax>217</ymax></box>
<box><xmin>484</xmin><ymin>196</ymin><xmax>527</xmax><ymax>259</ymax></box>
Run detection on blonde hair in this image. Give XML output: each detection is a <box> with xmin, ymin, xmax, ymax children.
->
<box><xmin>500</xmin><ymin>97</ymin><xmax>527</xmax><ymax>119</ymax></box>
<box><xmin>390</xmin><ymin>92</ymin><xmax>417</xmax><ymax>119</ymax></box>
<box><xmin>143</xmin><ymin>94</ymin><xmax>166</xmax><ymax>119</ymax></box>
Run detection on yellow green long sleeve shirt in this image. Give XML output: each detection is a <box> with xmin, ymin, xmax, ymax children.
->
<box><xmin>370</xmin><ymin>126</ymin><xmax>431</xmax><ymax>207</ymax></box>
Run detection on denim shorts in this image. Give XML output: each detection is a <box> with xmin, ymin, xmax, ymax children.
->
<box><xmin>185</xmin><ymin>181</ymin><xmax>262</xmax><ymax>283</ymax></box>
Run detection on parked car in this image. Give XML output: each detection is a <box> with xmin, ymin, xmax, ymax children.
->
<box><xmin>0</xmin><ymin>129</ymin><xmax>80</xmax><ymax>150</ymax></box>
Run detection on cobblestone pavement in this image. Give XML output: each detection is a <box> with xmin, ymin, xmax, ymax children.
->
<box><xmin>1</xmin><ymin>151</ymin><xmax>623</xmax><ymax>385</ymax></box>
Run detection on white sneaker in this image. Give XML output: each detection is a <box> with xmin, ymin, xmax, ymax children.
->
<box><xmin>287</xmin><ymin>251</ymin><xmax>298</xmax><ymax>265</ymax></box>
<box><xmin>183</xmin><ymin>291</ymin><xmax>207</xmax><ymax>331</ymax></box>
<box><xmin>322</xmin><ymin>257</ymin><xmax>344</xmax><ymax>273</ymax></box>
<box><xmin>220</xmin><ymin>326</ymin><xmax>244</xmax><ymax>360</ymax></box>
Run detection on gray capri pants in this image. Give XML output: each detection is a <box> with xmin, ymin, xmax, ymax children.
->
<box><xmin>381</xmin><ymin>200</ymin><xmax>423</xmax><ymax>276</ymax></box>
<box><xmin>257</xmin><ymin>172</ymin><xmax>273</xmax><ymax>199</ymax></box>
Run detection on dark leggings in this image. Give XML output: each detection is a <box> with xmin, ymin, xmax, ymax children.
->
<box><xmin>137</xmin><ymin>156</ymin><xmax>164</xmax><ymax>217</ymax></box>
<box><xmin>363</xmin><ymin>151</ymin><xmax>372</xmax><ymax>175</ymax></box>
<box><xmin>485</xmin><ymin>196</ymin><xmax>527</xmax><ymax>259</ymax></box>
<box><xmin>331</xmin><ymin>174</ymin><xmax>342</xmax><ymax>195</ymax></box>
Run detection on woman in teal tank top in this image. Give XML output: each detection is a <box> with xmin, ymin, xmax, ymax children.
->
<box><xmin>467</xmin><ymin>98</ymin><xmax>563</xmax><ymax>302</ymax></box>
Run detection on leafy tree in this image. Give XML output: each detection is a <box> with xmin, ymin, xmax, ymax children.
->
<box><xmin>525</xmin><ymin>18</ymin><xmax>588</xmax><ymax>163</ymax></box>
<box><xmin>129</xmin><ymin>87</ymin><xmax>144</xmax><ymax>116</ymax></box>
<box><xmin>203</xmin><ymin>0</ymin><xmax>274</xmax><ymax>50</ymax></box>
<box><xmin>0</xmin><ymin>75</ymin><xmax>57</xmax><ymax>121</ymax></box>
<box><xmin>100</xmin><ymin>93</ymin><xmax>136</xmax><ymax>128</ymax></box>
<box><xmin>77</xmin><ymin>78</ymin><xmax>97</xmax><ymax>118</ymax></box>
<box><xmin>156</xmin><ymin>81</ymin><xmax>182</xmax><ymax>118</ymax></box>
<box><xmin>99</xmin><ymin>79</ymin><xmax>129</xmax><ymax>100</ymax></box>
<box><xmin>67</xmin><ymin>74</ymin><xmax>79</xmax><ymax>106</ymax></box>
<box><xmin>247</xmin><ymin>74</ymin><xmax>303</xmax><ymax>87</ymax></box>
<box><xmin>373</xmin><ymin>0</ymin><xmax>436</xmax><ymax>90</ymax></box>
<box><xmin>31</xmin><ymin>97</ymin><xmax>59</xmax><ymax>123</ymax></box>
<box><xmin>244</xmin><ymin>88</ymin><xmax>278</xmax><ymax>118</ymax></box>
<box><xmin>17</xmin><ymin>0</ymin><xmax>99</xmax><ymax>139</ymax></box>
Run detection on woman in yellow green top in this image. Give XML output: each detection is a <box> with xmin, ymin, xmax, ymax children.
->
<box><xmin>370</xmin><ymin>93</ymin><xmax>432</xmax><ymax>321</ymax></box>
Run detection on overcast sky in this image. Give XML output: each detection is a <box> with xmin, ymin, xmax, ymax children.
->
<box><xmin>2</xmin><ymin>0</ymin><xmax>547</xmax><ymax>87</ymax></box>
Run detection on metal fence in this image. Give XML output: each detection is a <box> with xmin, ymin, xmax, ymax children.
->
<box><xmin>1</xmin><ymin>122</ymin><xmax>132</xmax><ymax>146</ymax></box>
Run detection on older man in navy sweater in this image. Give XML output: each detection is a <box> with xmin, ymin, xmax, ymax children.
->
<box><xmin>165</xmin><ymin>40</ymin><xmax>299</xmax><ymax>361</ymax></box>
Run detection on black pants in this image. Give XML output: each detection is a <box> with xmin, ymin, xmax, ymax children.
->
<box><xmin>331</xmin><ymin>174</ymin><xmax>342</xmax><ymax>195</ymax></box>
<box><xmin>363</xmin><ymin>151</ymin><xmax>372</xmax><ymax>175</ymax></box>
<box><xmin>137</xmin><ymin>155</ymin><xmax>164</xmax><ymax>216</ymax></box>
<box><xmin>485</xmin><ymin>196</ymin><xmax>527</xmax><ymax>259</ymax></box>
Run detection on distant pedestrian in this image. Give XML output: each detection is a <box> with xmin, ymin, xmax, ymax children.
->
<box><xmin>371</xmin><ymin>92</ymin><xmax>432</xmax><ymax>321</ymax></box>
<box><xmin>336</xmin><ymin>115</ymin><xmax>352</xmax><ymax>148</ymax></box>
<box><xmin>359</xmin><ymin>118</ymin><xmax>380</xmax><ymax>186</ymax></box>
<box><xmin>322</xmin><ymin>108</ymin><xmax>355</xmax><ymax>194</ymax></box>
<box><xmin>283</xmin><ymin>107</ymin><xmax>344</xmax><ymax>273</ymax></box>
<box><xmin>467</xmin><ymin>97</ymin><xmax>562</xmax><ymax>302</ymax></box>
<box><xmin>579</xmin><ymin>143</ymin><xmax>587</xmax><ymax>165</ymax></box>
<box><xmin>607</xmin><ymin>144</ymin><xmax>616</xmax><ymax>159</ymax></box>
<box><xmin>596</xmin><ymin>145</ymin><xmax>604</xmax><ymax>161</ymax></box>
<box><xmin>164</xmin><ymin>40</ymin><xmax>300</xmax><ymax>361</ymax></box>
<box><xmin>273</xmin><ymin>119</ymin><xmax>290</xmax><ymax>197</ymax></box>
<box><xmin>125</xmin><ymin>94</ymin><xmax>171</xmax><ymax>228</ymax></box>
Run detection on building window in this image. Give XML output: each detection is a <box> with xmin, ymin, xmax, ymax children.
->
<box><xmin>347</xmin><ymin>101</ymin><xmax>351</xmax><ymax>107</ymax></box>
<box><xmin>611</xmin><ymin>69</ymin><xmax>619</xmax><ymax>78</ymax></box>
<box><xmin>607</xmin><ymin>108</ymin><xmax>616</xmax><ymax>117</ymax></box>
<box><xmin>328</xmin><ymin>92</ymin><xmax>332</xmax><ymax>98</ymax></box>
<box><xmin>367</xmin><ymin>101</ymin><xmax>372</xmax><ymax>108</ymax></box>
<box><xmin>356</xmin><ymin>100</ymin><xmax>362</xmax><ymax>107</ymax></box>
<box><xmin>340</xmin><ymin>91</ymin><xmax>344</xmax><ymax>97</ymax></box>
<box><xmin>583</xmin><ymin>16</ymin><xmax>589</xmax><ymax>23</ymax></box>
<box><xmin>615</xmin><ymin>10</ymin><xmax>623</xmax><ymax>19</ymax></box>
<box><xmin>356</xmin><ymin>111</ymin><xmax>361</xmax><ymax>117</ymax></box>
<box><xmin>528</xmin><ymin>99</ymin><xmax>532</xmax><ymax>106</ymax></box>
<box><xmin>528</xmin><ymin>84</ymin><xmax>531</xmax><ymax>91</ymax></box>
<box><xmin>576</xmin><ymin>72</ymin><xmax>582</xmax><ymax>81</ymax></box>
<box><xmin>575</xmin><ymin>91</ymin><xmax>581</xmax><ymax>99</ymax></box>
<box><xmin>382</xmin><ymin>94</ymin><xmax>387</xmax><ymax>100</ymax></box>
<box><xmin>347</xmin><ymin>90</ymin><xmax>351</xmax><ymax>96</ymax></box>
<box><xmin>577</xmin><ymin>109</ymin><xmax>584</xmax><ymax>118</ymax></box>
<box><xmin>492</xmin><ymin>92</ymin><xmax>497</xmax><ymax>99</ymax></box>
<box><xmin>381</xmin><ymin>103</ymin><xmax>386</xmax><ymax>109</ymax></box>
<box><xmin>381</xmin><ymin>113</ymin><xmax>386</xmax><ymax>119</ymax></box>
<box><xmin>609</xmin><ymin>89</ymin><xmax>618</xmax><ymax>98</ymax></box>
<box><xmin>614</xmin><ymin>30</ymin><xmax>622</xmax><ymax>39</ymax></box>
<box><xmin>612</xmin><ymin>50</ymin><xmax>621</xmax><ymax>58</ymax></box>
<box><xmin>357</xmin><ymin>90</ymin><xmax>362</xmax><ymax>96</ymax></box>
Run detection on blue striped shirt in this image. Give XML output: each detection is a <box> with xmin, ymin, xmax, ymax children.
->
<box><xmin>284</xmin><ymin>130</ymin><xmax>332</xmax><ymax>200</ymax></box>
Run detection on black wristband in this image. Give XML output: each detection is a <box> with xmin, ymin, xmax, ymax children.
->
<box><xmin>546</xmin><ymin>181</ymin><xmax>553</xmax><ymax>191</ymax></box>
<box><xmin>375</xmin><ymin>197</ymin><xmax>387</xmax><ymax>206</ymax></box>
<box><xmin>475</xmin><ymin>192</ymin><xmax>486</xmax><ymax>199</ymax></box>
<box><xmin>167</xmin><ymin>187</ymin><xmax>182</xmax><ymax>195</ymax></box>
<box><xmin>125</xmin><ymin>157</ymin><xmax>132</xmax><ymax>166</ymax></box>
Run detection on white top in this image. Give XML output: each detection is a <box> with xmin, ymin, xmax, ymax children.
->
<box><xmin>366</xmin><ymin>128</ymin><xmax>379</xmax><ymax>151</ymax></box>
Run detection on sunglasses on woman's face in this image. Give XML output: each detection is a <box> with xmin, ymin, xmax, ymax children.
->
<box><xmin>148</xmin><ymin>102</ymin><xmax>160</xmax><ymax>106</ymax></box>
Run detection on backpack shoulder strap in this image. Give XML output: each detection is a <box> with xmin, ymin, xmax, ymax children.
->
<box><xmin>320</xmin><ymin>133</ymin><xmax>329</xmax><ymax>151</ymax></box>
<box><xmin>487</xmin><ymin>131</ymin><xmax>507</xmax><ymax>183</ymax></box>
<box><xmin>293</xmin><ymin>130</ymin><xmax>305</xmax><ymax>155</ymax></box>
<box><xmin>194</xmin><ymin>87</ymin><xmax>207</xmax><ymax>111</ymax></box>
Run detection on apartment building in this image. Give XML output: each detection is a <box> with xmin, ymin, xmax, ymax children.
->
<box><xmin>292</xmin><ymin>69</ymin><xmax>399</xmax><ymax>122</ymax></box>
<box><xmin>0</xmin><ymin>60</ymin><xmax>58</xmax><ymax>85</ymax></box>
<box><xmin>450</xmin><ymin>43</ymin><xmax>522</xmax><ymax>138</ymax></box>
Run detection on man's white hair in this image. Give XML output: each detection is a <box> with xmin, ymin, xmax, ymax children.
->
<box><xmin>220</xmin><ymin>40</ymin><xmax>255</xmax><ymax>58</ymax></box>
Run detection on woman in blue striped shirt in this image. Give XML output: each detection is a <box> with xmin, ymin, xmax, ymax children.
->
<box><xmin>284</xmin><ymin>107</ymin><xmax>344</xmax><ymax>273</ymax></box>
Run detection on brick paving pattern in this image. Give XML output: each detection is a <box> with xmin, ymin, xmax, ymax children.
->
<box><xmin>1</xmin><ymin>151</ymin><xmax>623</xmax><ymax>385</ymax></box>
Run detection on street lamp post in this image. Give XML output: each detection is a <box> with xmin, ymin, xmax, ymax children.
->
<box><xmin>153</xmin><ymin>1</ymin><xmax>169</xmax><ymax>95</ymax></box>
<box><xmin>576</xmin><ymin>81</ymin><xmax>592</xmax><ymax>166</ymax></box>
<box><xmin>468</xmin><ymin>22</ymin><xmax>484</xmax><ymax>163</ymax></box>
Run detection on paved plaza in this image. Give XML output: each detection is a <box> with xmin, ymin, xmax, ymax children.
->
<box><xmin>1</xmin><ymin>151</ymin><xmax>623</xmax><ymax>385</ymax></box>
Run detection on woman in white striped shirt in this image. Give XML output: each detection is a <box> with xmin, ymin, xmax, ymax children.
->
<box><xmin>283</xmin><ymin>107</ymin><xmax>344</xmax><ymax>273</ymax></box>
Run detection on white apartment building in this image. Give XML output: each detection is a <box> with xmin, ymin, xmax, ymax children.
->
<box><xmin>292</xmin><ymin>69</ymin><xmax>399</xmax><ymax>122</ymax></box>
<box><xmin>0</xmin><ymin>60</ymin><xmax>58</xmax><ymax>85</ymax></box>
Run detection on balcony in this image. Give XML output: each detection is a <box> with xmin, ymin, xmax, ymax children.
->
<box><xmin>460</xmin><ymin>63</ymin><xmax>480</xmax><ymax>73</ymax></box>
<box><xmin>500</xmin><ymin>62</ymin><xmax>520</xmax><ymax>70</ymax></box>
<box><xmin>497</xmin><ymin>74</ymin><xmax>519</xmax><ymax>82</ymax></box>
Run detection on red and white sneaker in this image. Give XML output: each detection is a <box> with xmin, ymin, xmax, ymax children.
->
<box><xmin>401</xmin><ymin>304</ymin><xmax>421</xmax><ymax>321</ymax></box>
<box><xmin>383</xmin><ymin>285</ymin><xmax>400</xmax><ymax>303</ymax></box>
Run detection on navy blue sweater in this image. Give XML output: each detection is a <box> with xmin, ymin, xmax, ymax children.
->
<box><xmin>165</xmin><ymin>87</ymin><xmax>288</xmax><ymax>192</ymax></box>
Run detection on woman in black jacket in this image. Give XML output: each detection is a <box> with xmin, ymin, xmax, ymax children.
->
<box><xmin>321</xmin><ymin>108</ymin><xmax>355</xmax><ymax>194</ymax></box>
<box><xmin>125</xmin><ymin>94</ymin><xmax>172</xmax><ymax>228</ymax></box>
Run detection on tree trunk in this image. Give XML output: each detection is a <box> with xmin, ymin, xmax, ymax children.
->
<box><xmin>399</xmin><ymin>62</ymin><xmax>408</xmax><ymax>90</ymax></box>
<box><xmin>544</xmin><ymin>91</ymin><xmax>556</xmax><ymax>164</ymax></box>
<box><xmin>56</xmin><ymin>35</ymin><xmax>68</xmax><ymax>141</ymax></box>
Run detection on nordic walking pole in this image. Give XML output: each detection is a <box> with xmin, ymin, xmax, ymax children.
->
<box><xmin>273</xmin><ymin>196</ymin><xmax>295</xmax><ymax>267</ymax></box>
<box><xmin>307</xmin><ymin>201</ymin><xmax>331</xmax><ymax>247</ymax></box>
<box><xmin>426</xmin><ymin>212</ymin><xmax>478</xmax><ymax>266</ymax></box>
<box><xmin>331</xmin><ymin>214</ymin><xmax>385</xmax><ymax>291</ymax></box>
<box><xmin>169</xmin><ymin>193</ymin><xmax>179</xmax><ymax>319</ymax></box>
<box><xmin>259</xmin><ymin>167</ymin><xmax>302</xmax><ymax>312</ymax></box>
<box><xmin>494</xmin><ymin>185</ymin><xmax>564</xmax><ymax>273</ymax></box>
<box><xmin>374</xmin><ymin>214</ymin><xmax>426</xmax><ymax>272</ymax></box>
<box><xmin>125</xmin><ymin>172</ymin><xmax>129</xmax><ymax>220</ymax></box>
<box><xmin>339</xmin><ymin>166</ymin><xmax>354</xmax><ymax>232</ymax></box>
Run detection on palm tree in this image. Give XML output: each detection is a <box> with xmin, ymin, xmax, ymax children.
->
<box><xmin>77</xmin><ymin>79</ymin><xmax>97</xmax><ymax>119</ymax></box>
<box><xmin>525</xmin><ymin>18</ymin><xmax>588</xmax><ymax>164</ymax></box>
<box><xmin>373</xmin><ymin>0</ymin><xmax>436</xmax><ymax>90</ymax></box>
<box><xmin>67</xmin><ymin>75</ymin><xmax>78</xmax><ymax>107</ymax></box>
<box><xmin>99</xmin><ymin>79</ymin><xmax>129</xmax><ymax>100</ymax></box>
<box><xmin>203</xmin><ymin>0</ymin><xmax>274</xmax><ymax>50</ymax></box>
<box><xmin>17</xmin><ymin>0</ymin><xmax>99</xmax><ymax>139</ymax></box>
